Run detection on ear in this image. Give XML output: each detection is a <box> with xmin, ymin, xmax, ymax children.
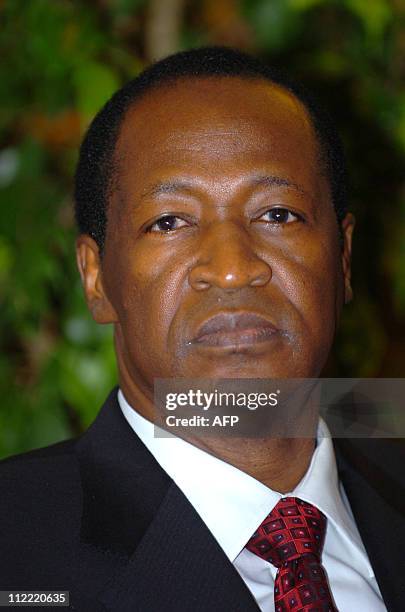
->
<box><xmin>340</xmin><ymin>213</ymin><xmax>355</xmax><ymax>304</ymax></box>
<box><xmin>76</xmin><ymin>235</ymin><xmax>118</xmax><ymax>324</ymax></box>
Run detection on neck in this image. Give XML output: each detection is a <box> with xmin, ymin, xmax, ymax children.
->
<box><xmin>182</xmin><ymin>435</ymin><xmax>316</xmax><ymax>493</ymax></box>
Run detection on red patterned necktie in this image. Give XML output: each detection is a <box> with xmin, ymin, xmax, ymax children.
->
<box><xmin>245</xmin><ymin>497</ymin><xmax>338</xmax><ymax>612</ymax></box>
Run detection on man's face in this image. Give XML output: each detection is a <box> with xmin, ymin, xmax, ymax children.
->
<box><xmin>78</xmin><ymin>77</ymin><xmax>353</xmax><ymax>394</ymax></box>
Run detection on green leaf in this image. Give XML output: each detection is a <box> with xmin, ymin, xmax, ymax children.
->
<box><xmin>344</xmin><ymin>0</ymin><xmax>392</xmax><ymax>40</ymax></box>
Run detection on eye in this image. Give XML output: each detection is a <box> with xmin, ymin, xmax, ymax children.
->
<box><xmin>258</xmin><ymin>207</ymin><xmax>301</xmax><ymax>224</ymax></box>
<box><xmin>148</xmin><ymin>215</ymin><xmax>189</xmax><ymax>233</ymax></box>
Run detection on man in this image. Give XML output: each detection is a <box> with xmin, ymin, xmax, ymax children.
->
<box><xmin>0</xmin><ymin>47</ymin><xmax>403</xmax><ymax>611</ymax></box>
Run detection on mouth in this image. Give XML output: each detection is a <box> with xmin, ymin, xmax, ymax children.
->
<box><xmin>191</xmin><ymin>311</ymin><xmax>279</xmax><ymax>349</ymax></box>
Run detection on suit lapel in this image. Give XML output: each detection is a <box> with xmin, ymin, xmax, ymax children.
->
<box><xmin>334</xmin><ymin>438</ymin><xmax>405</xmax><ymax>612</ymax></box>
<box><xmin>76</xmin><ymin>388</ymin><xmax>259</xmax><ymax>611</ymax></box>
<box><xmin>76</xmin><ymin>387</ymin><xmax>172</xmax><ymax>556</ymax></box>
<box><xmin>98</xmin><ymin>482</ymin><xmax>259</xmax><ymax>611</ymax></box>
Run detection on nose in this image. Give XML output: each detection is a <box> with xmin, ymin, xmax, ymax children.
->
<box><xmin>188</xmin><ymin>221</ymin><xmax>272</xmax><ymax>291</ymax></box>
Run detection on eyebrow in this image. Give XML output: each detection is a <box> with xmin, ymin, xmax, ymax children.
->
<box><xmin>250</xmin><ymin>174</ymin><xmax>305</xmax><ymax>194</ymax></box>
<box><xmin>141</xmin><ymin>174</ymin><xmax>306</xmax><ymax>200</ymax></box>
<box><xmin>141</xmin><ymin>179</ymin><xmax>194</xmax><ymax>199</ymax></box>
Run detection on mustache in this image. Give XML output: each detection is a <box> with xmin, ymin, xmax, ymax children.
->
<box><xmin>185</xmin><ymin>289</ymin><xmax>293</xmax><ymax>334</ymax></box>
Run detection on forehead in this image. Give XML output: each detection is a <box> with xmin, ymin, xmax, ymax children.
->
<box><xmin>113</xmin><ymin>77</ymin><xmax>322</xmax><ymax>201</ymax></box>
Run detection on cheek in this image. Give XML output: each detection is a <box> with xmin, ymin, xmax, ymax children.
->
<box><xmin>273</xmin><ymin>233</ymin><xmax>341</xmax><ymax>343</ymax></box>
<box><xmin>113</xmin><ymin>244</ymin><xmax>190</xmax><ymax>353</ymax></box>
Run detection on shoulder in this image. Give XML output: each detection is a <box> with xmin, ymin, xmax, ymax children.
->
<box><xmin>0</xmin><ymin>437</ymin><xmax>76</xmax><ymax>463</ymax></box>
<box><xmin>0</xmin><ymin>438</ymin><xmax>82</xmax><ymax>538</ymax></box>
<box><xmin>334</xmin><ymin>437</ymin><xmax>405</xmax><ymax>479</ymax></box>
<box><xmin>0</xmin><ymin>436</ymin><xmax>81</xmax><ymax>493</ymax></box>
<box><xmin>334</xmin><ymin>437</ymin><xmax>405</xmax><ymax>513</ymax></box>
<box><xmin>0</xmin><ymin>437</ymin><xmax>79</xmax><ymax>483</ymax></box>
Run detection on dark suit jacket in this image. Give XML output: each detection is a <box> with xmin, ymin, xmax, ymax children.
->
<box><xmin>0</xmin><ymin>388</ymin><xmax>404</xmax><ymax>611</ymax></box>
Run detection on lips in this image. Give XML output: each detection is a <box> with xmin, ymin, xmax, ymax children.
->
<box><xmin>192</xmin><ymin>311</ymin><xmax>278</xmax><ymax>348</ymax></box>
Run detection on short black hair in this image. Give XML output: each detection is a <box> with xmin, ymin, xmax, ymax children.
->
<box><xmin>74</xmin><ymin>46</ymin><xmax>348</xmax><ymax>252</ymax></box>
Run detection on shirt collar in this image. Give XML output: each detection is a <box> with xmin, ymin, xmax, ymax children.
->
<box><xmin>118</xmin><ymin>388</ymin><xmax>372</xmax><ymax>575</ymax></box>
<box><xmin>291</xmin><ymin>418</ymin><xmax>373</xmax><ymax>575</ymax></box>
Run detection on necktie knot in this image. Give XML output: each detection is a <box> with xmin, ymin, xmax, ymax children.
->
<box><xmin>246</xmin><ymin>497</ymin><xmax>326</xmax><ymax>567</ymax></box>
<box><xmin>246</xmin><ymin>497</ymin><xmax>338</xmax><ymax>611</ymax></box>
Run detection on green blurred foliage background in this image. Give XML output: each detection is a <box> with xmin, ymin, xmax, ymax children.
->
<box><xmin>1</xmin><ymin>0</ymin><xmax>404</xmax><ymax>459</ymax></box>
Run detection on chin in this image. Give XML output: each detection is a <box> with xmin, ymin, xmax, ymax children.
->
<box><xmin>182</xmin><ymin>358</ymin><xmax>297</xmax><ymax>380</ymax></box>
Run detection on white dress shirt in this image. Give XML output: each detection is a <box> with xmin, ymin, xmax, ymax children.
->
<box><xmin>118</xmin><ymin>389</ymin><xmax>386</xmax><ymax>611</ymax></box>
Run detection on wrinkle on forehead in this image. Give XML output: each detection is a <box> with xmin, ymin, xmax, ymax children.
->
<box><xmin>116</xmin><ymin>115</ymin><xmax>318</xmax><ymax>178</ymax></box>
<box><xmin>116</xmin><ymin>77</ymin><xmax>317</xmax><ymax>158</ymax></box>
<box><xmin>160</xmin><ymin>123</ymin><xmax>304</xmax><ymax>157</ymax></box>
